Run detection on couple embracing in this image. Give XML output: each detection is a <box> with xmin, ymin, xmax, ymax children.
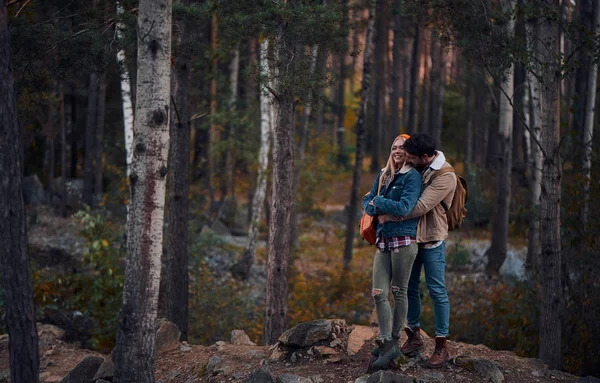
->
<box><xmin>362</xmin><ymin>133</ymin><xmax>458</xmax><ymax>370</ymax></box>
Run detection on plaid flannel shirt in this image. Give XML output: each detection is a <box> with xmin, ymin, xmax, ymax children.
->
<box><xmin>376</xmin><ymin>235</ymin><xmax>416</xmax><ymax>252</ymax></box>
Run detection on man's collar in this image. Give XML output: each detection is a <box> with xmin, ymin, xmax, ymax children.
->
<box><xmin>428</xmin><ymin>151</ymin><xmax>446</xmax><ymax>171</ymax></box>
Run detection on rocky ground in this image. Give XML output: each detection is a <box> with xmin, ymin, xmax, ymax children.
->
<box><xmin>1</xmin><ymin>319</ymin><xmax>595</xmax><ymax>383</ymax></box>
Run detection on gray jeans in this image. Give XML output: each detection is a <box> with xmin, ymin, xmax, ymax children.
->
<box><xmin>372</xmin><ymin>243</ymin><xmax>418</xmax><ymax>341</ymax></box>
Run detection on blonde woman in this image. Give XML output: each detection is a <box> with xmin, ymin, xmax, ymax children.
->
<box><xmin>361</xmin><ymin>134</ymin><xmax>422</xmax><ymax>369</ymax></box>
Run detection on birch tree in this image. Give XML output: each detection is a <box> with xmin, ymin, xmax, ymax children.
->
<box><xmin>0</xmin><ymin>0</ymin><xmax>40</xmax><ymax>380</ymax></box>
<box><xmin>487</xmin><ymin>0</ymin><xmax>516</xmax><ymax>276</ymax></box>
<box><xmin>117</xmin><ymin>2</ymin><xmax>135</xmax><ymax>178</ymax></box>
<box><xmin>236</xmin><ymin>39</ymin><xmax>274</xmax><ymax>281</ymax></box>
<box><xmin>113</xmin><ymin>0</ymin><xmax>172</xmax><ymax>381</ymax></box>
<box><xmin>343</xmin><ymin>0</ymin><xmax>376</xmax><ymax>270</ymax></box>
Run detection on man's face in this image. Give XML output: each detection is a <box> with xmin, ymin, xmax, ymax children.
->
<box><xmin>406</xmin><ymin>152</ymin><xmax>428</xmax><ymax>169</ymax></box>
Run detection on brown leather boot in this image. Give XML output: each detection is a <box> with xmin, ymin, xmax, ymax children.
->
<box><xmin>400</xmin><ymin>327</ymin><xmax>423</xmax><ymax>355</ymax></box>
<box><xmin>426</xmin><ymin>336</ymin><xmax>449</xmax><ymax>368</ymax></box>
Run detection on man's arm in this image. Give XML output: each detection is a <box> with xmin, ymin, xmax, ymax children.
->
<box><xmin>379</xmin><ymin>171</ymin><xmax>456</xmax><ymax>223</ymax></box>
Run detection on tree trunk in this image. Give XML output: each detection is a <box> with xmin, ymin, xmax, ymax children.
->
<box><xmin>407</xmin><ymin>25</ymin><xmax>421</xmax><ymax>133</ymax></box>
<box><xmin>431</xmin><ymin>42</ymin><xmax>445</xmax><ymax>146</ymax></box>
<box><xmin>237</xmin><ymin>39</ymin><xmax>274</xmax><ymax>281</ymax></box>
<box><xmin>208</xmin><ymin>13</ymin><xmax>219</xmax><ymax>202</ymax></box>
<box><xmin>525</xmin><ymin>12</ymin><xmax>543</xmax><ymax>274</ymax></box>
<box><xmin>538</xmin><ymin>0</ymin><xmax>562</xmax><ymax>369</ymax></box>
<box><xmin>465</xmin><ymin>81</ymin><xmax>473</xmax><ymax>166</ymax></box>
<box><xmin>343</xmin><ymin>0</ymin><xmax>376</xmax><ymax>270</ymax></box>
<box><xmin>390</xmin><ymin>11</ymin><xmax>401</xmax><ymax>135</ymax></box>
<box><xmin>370</xmin><ymin>0</ymin><xmax>386</xmax><ymax>173</ymax></box>
<box><xmin>163</xmin><ymin>0</ymin><xmax>191</xmax><ymax>341</ymax></box>
<box><xmin>487</xmin><ymin>0</ymin><xmax>516</xmax><ymax>276</ymax></box>
<box><xmin>350</xmin><ymin>6</ymin><xmax>360</xmax><ymax>94</ymax></box>
<box><xmin>84</xmin><ymin>72</ymin><xmax>98</xmax><ymax>207</ymax></box>
<box><xmin>117</xmin><ymin>2</ymin><xmax>135</xmax><ymax>179</ymax></box>
<box><xmin>112</xmin><ymin>0</ymin><xmax>172</xmax><ymax>381</ymax></box>
<box><xmin>263</xmin><ymin>28</ymin><xmax>296</xmax><ymax>344</ymax></box>
<box><xmin>401</xmin><ymin>37</ymin><xmax>411</xmax><ymax>129</ymax></box>
<box><xmin>291</xmin><ymin>45</ymin><xmax>319</xmax><ymax>249</ymax></box>
<box><xmin>0</xmin><ymin>1</ymin><xmax>40</xmax><ymax>379</ymax></box>
<box><xmin>95</xmin><ymin>72</ymin><xmax>107</xmax><ymax>206</ymax></box>
<box><xmin>60</xmin><ymin>85</ymin><xmax>68</xmax><ymax>217</ymax></box>
<box><xmin>336</xmin><ymin>0</ymin><xmax>348</xmax><ymax>167</ymax></box>
<box><xmin>419</xmin><ymin>30</ymin><xmax>431</xmax><ymax>134</ymax></box>
<box><xmin>570</xmin><ymin>0</ymin><xmax>592</xmax><ymax>146</ymax></box>
<box><xmin>222</xmin><ymin>47</ymin><xmax>240</xmax><ymax>202</ymax></box>
<box><xmin>580</xmin><ymin>1</ymin><xmax>599</xmax><ymax>229</ymax></box>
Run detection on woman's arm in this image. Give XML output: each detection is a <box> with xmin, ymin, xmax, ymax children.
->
<box><xmin>362</xmin><ymin>173</ymin><xmax>381</xmax><ymax>216</ymax></box>
<box><xmin>371</xmin><ymin>170</ymin><xmax>422</xmax><ymax>217</ymax></box>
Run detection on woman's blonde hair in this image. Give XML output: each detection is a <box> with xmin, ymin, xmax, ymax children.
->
<box><xmin>377</xmin><ymin>134</ymin><xmax>410</xmax><ymax>194</ymax></box>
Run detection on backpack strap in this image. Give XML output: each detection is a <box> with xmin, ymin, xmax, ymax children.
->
<box><xmin>425</xmin><ymin>166</ymin><xmax>456</xmax><ymax>211</ymax></box>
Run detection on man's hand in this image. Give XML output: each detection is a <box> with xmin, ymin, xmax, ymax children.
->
<box><xmin>378</xmin><ymin>214</ymin><xmax>403</xmax><ymax>224</ymax></box>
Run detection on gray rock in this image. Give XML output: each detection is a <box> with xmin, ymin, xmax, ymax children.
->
<box><xmin>0</xmin><ymin>370</ymin><xmax>9</xmax><ymax>383</ymax></box>
<box><xmin>362</xmin><ymin>370</ymin><xmax>418</xmax><ymax>383</ymax></box>
<box><xmin>155</xmin><ymin>318</ymin><xmax>181</xmax><ymax>354</ymax></box>
<box><xmin>455</xmin><ymin>356</ymin><xmax>504</xmax><ymax>383</ymax></box>
<box><xmin>37</xmin><ymin>323</ymin><xmax>65</xmax><ymax>340</ymax></box>
<box><xmin>93</xmin><ymin>356</ymin><xmax>114</xmax><ymax>381</ymax></box>
<box><xmin>23</xmin><ymin>174</ymin><xmax>47</xmax><ymax>205</ymax></box>
<box><xmin>243</xmin><ymin>368</ymin><xmax>274</xmax><ymax>383</ymax></box>
<box><xmin>290</xmin><ymin>352</ymin><xmax>301</xmax><ymax>363</ymax></box>
<box><xmin>96</xmin><ymin>380</ymin><xmax>111</xmax><ymax>383</ymax></box>
<box><xmin>277</xmin><ymin>374</ymin><xmax>312</xmax><ymax>383</ymax></box>
<box><xmin>210</xmin><ymin>220</ymin><xmax>232</xmax><ymax>236</ymax></box>
<box><xmin>59</xmin><ymin>355</ymin><xmax>104</xmax><ymax>383</ymax></box>
<box><xmin>579</xmin><ymin>377</ymin><xmax>600</xmax><ymax>383</ymax></box>
<box><xmin>278</xmin><ymin>319</ymin><xmax>332</xmax><ymax>348</ymax></box>
<box><xmin>499</xmin><ymin>250</ymin><xmax>526</xmax><ymax>281</ymax></box>
<box><xmin>232</xmin><ymin>329</ymin><xmax>257</xmax><ymax>345</ymax></box>
<box><xmin>206</xmin><ymin>356</ymin><xmax>223</xmax><ymax>375</ymax></box>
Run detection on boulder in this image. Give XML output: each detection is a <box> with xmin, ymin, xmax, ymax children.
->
<box><xmin>454</xmin><ymin>356</ymin><xmax>504</xmax><ymax>383</ymax></box>
<box><xmin>155</xmin><ymin>318</ymin><xmax>181</xmax><ymax>354</ymax></box>
<box><xmin>277</xmin><ymin>374</ymin><xmax>312</xmax><ymax>383</ymax></box>
<box><xmin>347</xmin><ymin>326</ymin><xmax>375</xmax><ymax>355</ymax></box>
<box><xmin>278</xmin><ymin>319</ymin><xmax>332</xmax><ymax>348</ymax></box>
<box><xmin>59</xmin><ymin>355</ymin><xmax>104</xmax><ymax>383</ymax></box>
<box><xmin>37</xmin><ymin>323</ymin><xmax>65</xmax><ymax>340</ymax></box>
<box><xmin>314</xmin><ymin>346</ymin><xmax>337</xmax><ymax>357</ymax></box>
<box><xmin>206</xmin><ymin>355</ymin><xmax>223</xmax><ymax>375</ymax></box>
<box><xmin>231</xmin><ymin>329</ymin><xmax>257</xmax><ymax>345</ymax></box>
<box><xmin>499</xmin><ymin>250</ymin><xmax>526</xmax><ymax>281</ymax></box>
<box><xmin>23</xmin><ymin>174</ymin><xmax>47</xmax><ymax>205</ymax></box>
<box><xmin>243</xmin><ymin>367</ymin><xmax>274</xmax><ymax>383</ymax></box>
<box><xmin>355</xmin><ymin>370</ymin><xmax>418</xmax><ymax>383</ymax></box>
<box><xmin>93</xmin><ymin>356</ymin><xmax>114</xmax><ymax>381</ymax></box>
<box><xmin>41</xmin><ymin>308</ymin><xmax>93</xmax><ymax>348</ymax></box>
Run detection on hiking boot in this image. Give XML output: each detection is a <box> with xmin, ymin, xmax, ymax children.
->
<box><xmin>371</xmin><ymin>338</ymin><xmax>400</xmax><ymax>370</ymax></box>
<box><xmin>371</xmin><ymin>335</ymin><xmax>399</xmax><ymax>357</ymax></box>
<box><xmin>426</xmin><ymin>336</ymin><xmax>449</xmax><ymax>368</ymax></box>
<box><xmin>400</xmin><ymin>327</ymin><xmax>423</xmax><ymax>355</ymax></box>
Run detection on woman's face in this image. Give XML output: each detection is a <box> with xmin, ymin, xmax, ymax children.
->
<box><xmin>391</xmin><ymin>138</ymin><xmax>406</xmax><ymax>167</ymax></box>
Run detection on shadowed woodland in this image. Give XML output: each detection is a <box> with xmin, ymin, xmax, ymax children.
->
<box><xmin>1</xmin><ymin>0</ymin><xmax>599</xmax><ymax>382</ymax></box>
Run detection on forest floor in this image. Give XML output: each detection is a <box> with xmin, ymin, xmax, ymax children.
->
<box><xmin>0</xmin><ymin>319</ymin><xmax>586</xmax><ymax>383</ymax></box>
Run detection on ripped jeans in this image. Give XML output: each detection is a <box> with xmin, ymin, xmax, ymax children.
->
<box><xmin>372</xmin><ymin>243</ymin><xmax>418</xmax><ymax>341</ymax></box>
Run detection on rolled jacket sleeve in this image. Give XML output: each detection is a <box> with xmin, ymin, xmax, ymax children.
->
<box><xmin>371</xmin><ymin>170</ymin><xmax>422</xmax><ymax>217</ymax></box>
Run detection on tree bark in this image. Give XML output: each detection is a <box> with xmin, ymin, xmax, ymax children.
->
<box><xmin>336</xmin><ymin>0</ymin><xmax>348</xmax><ymax>167</ymax></box>
<box><xmin>538</xmin><ymin>0</ymin><xmax>562</xmax><ymax>370</ymax></box>
<box><xmin>464</xmin><ymin>80</ymin><xmax>473</xmax><ymax>166</ymax></box>
<box><xmin>95</xmin><ymin>72</ymin><xmax>107</xmax><ymax>206</ymax></box>
<box><xmin>60</xmin><ymin>85</ymin><xmax>68</xmax><ymax>217</ymax></box>
<box><xmin>112</xmin><ymin>0</ymin><xmax>172</xmax><ymax>381</ymax></box>
<box><xmin>419</xmin><ymin>30</ymin><xmax>431</xmax><ymax>134</ymax></box>
<box><xmin>525</xmin><ymin>11</ymin><xmax>543</xmax><ymax>275</ymax></box>
<box><xmin>401</xmin><ymin>37</ymin><xmax>411</xmax><ymax>129</ymax></box>
<box><xmin>370</xmin><ymin>0</ymin><xmax>386</xmax><ymax>173</ymax></box>
<box><xmin>0</xmin><ymin>1</ymin><xmax>40</xmax><ymax>380</ymax></box>
<box><xmin>84</xmin><ymin>72</ymin><xmax>98</xmax><ymax>207</ymax></box>
<box><xmin>343</xmin><ymin>0</ymin><xmax>376</xmax><ymax>270</ymax></box>
<box><xmin>163</xmin><ymin>0</ymin><xmax>191</xmax><ymax>341</ymax></box>
<box><xmin>237</xmin><ymin>39</ymin><xmax>274</xmax><ymax>281</ymax></box>
<box><xmin>222</xmin><ymin>47</ymin><xmax>240</xmax><ymax>202</ymax></box>
<box><xmin>263</xmin><ymin>24</ymin><xmax>296</xmax><ymax>344</ymax></box>
<box><xmin>390</xmin><ymin>10</ymin><xmax>401</xmax><ymax>135</ymax></box>
<box><xmin>407</xmin><ymin>25</ymin><xmax>421</xmax><ymax>133</ymax></box>
<box><xmin>487</xmin><ymin>0</ymin><xmax>516</xmax><ymax>276</ymax></box>
<box><xmin>430</xmin><ymin>41</ymin><xmax>445</xmax><ymax>146</ymax></box>
<box><xmin>580</xmin><ymin>0</ymin><xmax>599</xmax><ymax>229</ymax></box>
<box><xmin>208</xmin><ymin>13</ymin><xmax>219</xmax><ymax>202</ymax></box>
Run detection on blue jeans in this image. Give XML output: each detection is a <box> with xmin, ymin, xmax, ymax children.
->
<box><xmin>406</xmin><ymin>241</ymin><xmax>450</xmax><ymax>337</ymax></box>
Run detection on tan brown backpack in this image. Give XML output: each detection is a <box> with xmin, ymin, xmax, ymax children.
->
<box><xmin>428</xmin><ymin>166</ymin><xmax>468</xmax><ymax>231</ymax></box>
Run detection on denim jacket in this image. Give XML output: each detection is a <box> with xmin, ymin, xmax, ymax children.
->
<box><xmin>361</xmin><ymin>166</ymin><xmax>422</xmax><ymax>238</ymax></box>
